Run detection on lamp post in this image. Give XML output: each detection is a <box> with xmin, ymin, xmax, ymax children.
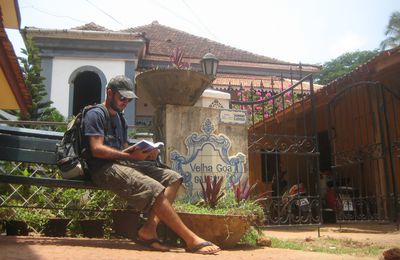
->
<box><xmin>200</xmin><ymin>53</ymin><xmax>219</xmax><ymax>80</ymax></box>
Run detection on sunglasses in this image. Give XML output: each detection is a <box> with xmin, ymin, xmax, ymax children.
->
<box><xmin>114</xmin><ymin>92</ymin><xmax>133</xmax><ymax>103</ymax></box>
<box><xmin>119</xmin><ymin>96</ymin><xmax>134</xmax><ymax>103</ymax></box>
<box><xmin>110</xmin><ymin>89</ymin><xmax>134</xmax><ymax>102</ymax></box>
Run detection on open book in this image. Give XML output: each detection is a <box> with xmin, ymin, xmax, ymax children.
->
<box><xmin>123</xmin><ymin>140</ymin><xmax>164</xmax><ymax>153</ymax></box>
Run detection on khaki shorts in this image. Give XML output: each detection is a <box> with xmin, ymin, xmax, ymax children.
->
<box><xmin>90</xmin><ymin>160</ymin><xmax>182</xmax><ymax>213</ymax></box>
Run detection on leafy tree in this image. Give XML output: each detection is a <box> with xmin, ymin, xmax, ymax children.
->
<box><xmin>1</xmin><ymin>37</ymin><xmax>65</xmax><ymax>129</ymax></box>
<box><xmin>17</xmin><ymin>37</ymin><xmax>65</xmax><ymax>122</ymax></box>
<box><xmin>380</xmin><ymin>11</ymin><xmax>400</xmax><ymax>50</ymax></box>
<box><xmin>314</xmin><ymin>50</ymin><xmax>379</xmax><ymax>85</ymax></box>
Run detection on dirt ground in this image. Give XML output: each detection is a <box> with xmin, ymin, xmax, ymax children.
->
<box><xmin>266</xmin><ymin>223</ymin><xmax>400</xmax><ymax>248</ymax></box>
<box><xmin>1</xmin><ymin>223</ymin><xmax>399</xmax><ymax>260</ymax></box>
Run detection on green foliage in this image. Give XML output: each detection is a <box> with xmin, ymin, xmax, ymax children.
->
<box><xmin>76</xmin><ymin>190</ymin><xmax>115</xmax><ymax>219</ymax></box>
<box><xmin>239</xmin><ymin>226</ymin><xmax>262</xmax><ymax>246</ymax></box>
<box><xmin>84</xmin><ymin>190</ymin><xmax>115</xmax><ymax>211</ymax></box>
<box><xmin>18</xmin><ymin>37</ymin><xmax>51</xmax><ymax>120</ymax></box>
<box><xmin>51</xmin><ymin>188</ymin><xmax>86</xmax><ymax>219</ymax></box>
<box><xmin>270</xmin><ymin>237</ymin><xmax>304</xmax><ymax>250</ymax></box>
<box><xmin>174</xmin><ymin>190</ymin><xmax>265</xmax><ymax>222</ymax></box>
<box><xmin>269</xmin><ymin>236</ymin><xmax>384</xmax><ymax>256</ymax></box>
<box><xmin>0</xmin><ymin>208</ymin><xmax>13</xmax><ymax>219</ymax></box>
<box><xmin>7</xmin><ymin>37</ymin><xmax>66</xmax><ymax>127</ymax></box>
<box><xmin>380</xmin><ymin>11</ymin><xmax>400</xmax><ymax>50</ymax></box>
<box><xmin>315</xmin><ymin>50</ymin><xmax>379</xmax><ymax>85</ymax></box>
<box><xmin>13</xmin><ymin>208</ymin><xmax>53</xmax><ymax>231</ymax></box>
<box><xmin>41</xmin><ymin>110</ymin><xmax>67</xmax><ymax>132</ymax></box>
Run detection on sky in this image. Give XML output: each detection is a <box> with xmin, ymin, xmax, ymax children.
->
<box><xmin>6</xmin><ymin>0</ymin><xmax>399</xmax><ymax>65</ymax></box>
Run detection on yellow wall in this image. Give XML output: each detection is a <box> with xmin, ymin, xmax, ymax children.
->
<box><xmin>0</xmin><ymin>0</ymin><xmax>20</xmax><ymax>29</ymax></box>
<box><xmin>0</xmin><ymin>69</ymin><xmax>19</xmax><ymax>109</ymax></box>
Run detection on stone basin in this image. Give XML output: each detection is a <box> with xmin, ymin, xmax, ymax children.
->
<box><xmin>135</xmin><ymin>69</ymin><xmax>212</xmax><ymax>107</ymax></box>
<box><xmin>177</xmin><ymin>212</ymin><xmax>253</xmax><ymax>248</ymax></box>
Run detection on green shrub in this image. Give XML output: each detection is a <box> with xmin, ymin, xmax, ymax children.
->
<box><xmin>174</xmin><ymin>190</ymin><xmax>265</xmax><ymax>222</ymax></box>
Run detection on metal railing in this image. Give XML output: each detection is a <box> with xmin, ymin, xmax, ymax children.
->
<box><xmin>230</xmin><ymin>74</ymin><xmax>322</xmax><ymax>227</ymax></box>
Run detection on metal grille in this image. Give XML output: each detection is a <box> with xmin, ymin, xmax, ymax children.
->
<box><xmin>230</xmin><ymin>74</ymin><xmax>321</xmax><ymax>226</ymax></box>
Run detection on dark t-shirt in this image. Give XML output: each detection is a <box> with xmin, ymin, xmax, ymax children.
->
<box><xmin>83</xmin><ymin>107</ymin><xmax>127</xmax><ymax>170</ymax></box>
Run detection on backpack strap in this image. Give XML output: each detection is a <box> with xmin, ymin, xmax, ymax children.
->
<box><xmin>96</xmin><ymin>104</ymin><xmax>127</xmax><ymax>146</ymax></box>
<box><xmin>95</xmin><ymin>104</ymin><xmax>112</xmax><ymax>138</ymax></box>
<box><xmin>118</xmin><ymin>111</ymin><xmax>127</xmax><ymax>131</ymax></box>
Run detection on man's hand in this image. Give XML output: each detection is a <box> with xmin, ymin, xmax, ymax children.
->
<box><xmin>143</xmin><ymin>149</ymin><xmax>159</xmax><ymax>160</ymax></box>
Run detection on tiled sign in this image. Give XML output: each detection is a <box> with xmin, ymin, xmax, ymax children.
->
<box><xmin>170</xmin><ymin>118</ymin><xmax>246</xmax><ymax>200</ymax></box>
<box><xmin>219</xmin><ymin>109</ymin><xmax>247</xmax><ymax>124</ymax></box>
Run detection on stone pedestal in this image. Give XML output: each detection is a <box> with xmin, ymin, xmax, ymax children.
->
<box><xmin>163</xmin><ymin>105</ymin><xmax>248</xmax><ymax>200</ymax></box>
<box><xmin>136</xmin><ymin>69</ymin><xmax>248</xmax><ymax>200</ymax></box>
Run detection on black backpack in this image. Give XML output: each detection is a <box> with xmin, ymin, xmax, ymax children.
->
<box><xmin>56</xmin><ymin>104</ymin><xmax>125</xmax><ymax>180</ymax></box>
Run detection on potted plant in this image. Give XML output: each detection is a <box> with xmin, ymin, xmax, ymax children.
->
<box><xmin>0</xmin><ymin>208</ymin><xmax>12</xmax><ymax>234</ymax></box>
<box><xmin>172</xmin><ymin>176</ymin><xmax>265</xmax><ymax>248</ymax></box>
<box><xmin>75</xmin><ymin>190</ymin><xmax>113</xmax><ymax>238</ymax></box>
<box><xmin>136</xmin><ymin>47</ymin><xmax>211</xmax><ymax>108</ymax></box>
<box><xmin>42</xmin><ymin>209</ymin><xmax>71</xmax><ymax>237</ymax></box>
<box><xmin>5</xmin><ymin>219</ymin><xmax>28</xmax><ymax>236</ymax></box>
<box><xmin>0</xmin><ymin>207</ymin><xmax>28</xmax><ymax>236</ymax></box>
<box><xmin>110</xmin><ymin>197</ymin><xmax>141</xmax><ymax>239</ymax></box>
<box><xmin>5</xmin><ymin>208</ymin><xmax>52</xmax><ymax>236</ymax></box>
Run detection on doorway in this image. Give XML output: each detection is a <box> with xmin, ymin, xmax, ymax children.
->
<box><xmin>72</xmin><ymin>71</ymin><xmax>102</xmax><ymax>115</ymax></box>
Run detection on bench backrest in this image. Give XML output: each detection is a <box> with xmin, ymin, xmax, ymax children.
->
<box><xmin>0</xmin><ymin>125</ymin><xmax>63</xmax><ymax>165</ymax></box>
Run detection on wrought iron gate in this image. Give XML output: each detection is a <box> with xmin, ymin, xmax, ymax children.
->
<box><xmin>231</xmin><ymin>74</ymin><xmax>321</xmax><ymax>226</ymax></box>
<box><xmin>328</xmin><ymin>82</ymin><xmax>399</xmax><ymax>223</ymax></box>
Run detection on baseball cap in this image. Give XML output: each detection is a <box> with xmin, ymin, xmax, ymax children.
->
<box><xmin>107</xmin><ymin>75</ymin><xmax>138</xmax><ymax>99</ymax></box>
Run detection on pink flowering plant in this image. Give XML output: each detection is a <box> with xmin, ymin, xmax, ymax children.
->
<box><xmin>231</xmin><ymin>177</ymin><xmax>257</xmax><ymax>203</ymax></box>
<box><xmin>170</xmin><ymin>47</ymin><xmax>191</xmax><ymax>69</ymax></box>
<box><xmin>232</xmin><ymin>83</ymin><xmax>303</xmax><ymax>124</ymax></box>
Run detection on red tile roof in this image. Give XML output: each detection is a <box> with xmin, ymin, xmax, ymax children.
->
<box><xmin>213</xmin><ymin>74</ymin><xmax>323</xmax><ymax>91</ymax></box>
<box><xmin>71</xmin><ymin>22</ymin><xmax>319</xmax><ymax>72</ymax></box>
<box><xmin>122</xmin><ymin>21</ymin><xmax>288</xmax><ymax>64</ymax></box>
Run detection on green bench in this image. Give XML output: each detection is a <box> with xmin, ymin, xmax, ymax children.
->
<box><xmin>0</xmin><ymin>125</ymin><xmax>153</xmax><ymax>239</ymax></box>
<box><xmin>0</xmin><ymin>125</ymin><xmax>100</xmax><ymax>189</ymax></box>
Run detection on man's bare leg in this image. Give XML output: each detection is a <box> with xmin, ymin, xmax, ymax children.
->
<box><xmin>138</xmin><ymin>180</ymin><xmax>220</xmax><ymax>253</ymax></box>
<box><xmin>150</xmin><ymin>192</ymin><xmax>220</xmax><ymax>254</ymax></box>
<box><xmin>137</xmin><ymin>180</ymin><xmax>181</xmax><ymax>251</ymax></box>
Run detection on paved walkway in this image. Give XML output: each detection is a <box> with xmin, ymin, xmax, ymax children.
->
<box><xmin>1</xmin><ymin>224</ymin><xmax>399</xmax><ymax>260</ymax></box>
<box><xmin>266</xmin><ymin>223</ymin><xmax>400</xmax><ymax>247</ymax></box>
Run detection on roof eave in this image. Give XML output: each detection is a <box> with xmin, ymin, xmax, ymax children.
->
<box><xmin>23</xmin><ymin>27</ymin><xmax>147</xmax><ymax>42</ymax></box>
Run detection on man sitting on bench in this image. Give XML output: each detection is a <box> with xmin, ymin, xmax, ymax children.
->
<box><xmin>83</xmin><ymin>75</ymin><xmax>220</xmax><ymax>254</ymax></box>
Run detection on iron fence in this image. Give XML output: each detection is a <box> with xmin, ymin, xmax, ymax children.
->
<box><xmin>230</xmin><ymin>74</ymin><xmax>322</xmax><ymax>227</ymax></box>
